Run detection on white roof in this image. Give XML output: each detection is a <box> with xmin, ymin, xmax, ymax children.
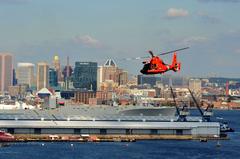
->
<box><xmin>17</xmin><ymin>63</ymin><xmax>35</xmax><ymax>67</ymax></box>
<box><xmin>0</xmin><ymin>120</ymin><xmax>220</xmax><ymax>129</ymax></box>
<box><xmin>104</xmin><ymin>59</ymin><xmax>117</xmax><ymax>67</ymax></box>
<box><xmin>36</xmin><ymin>88</ymin><xmax>53</xmax><ymax>95</ymax></box>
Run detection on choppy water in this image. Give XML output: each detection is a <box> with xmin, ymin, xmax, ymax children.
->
<box><xmin>0</xmin><ymin>110</ymin><xmax>239</xmax><ymax>159</ymax></box>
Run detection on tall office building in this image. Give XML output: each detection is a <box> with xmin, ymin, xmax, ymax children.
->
<box><xmin>98</xmin><ymin>59</ymin><xmax>118</xmax><ymax>83</ymax></box>
<box><xmin>37</xmin><ymin>62</ymin><xmax>49</xmax><ymax>90</ymax></box>
<box><xmin>118</xmin><ymin>70</ymin><xmax>128</xmax><ymax>86</ymax></box>
<box><xmin>98</xmin><ymin>59</ymin><xmax>128</xmax><ymax>90</ymax></box>
<box><xmin>49</xmin><ymin>68</ymin><xmax>58</xmax><ymax>88</ymax></box>
<box><xmin>0</xmin><ymin>54</ymin><xmax>13</xmax><ymax>93</ymax></box>
<box><xmin>12</xmin><ymin>69</ymin><xmax>17</xmax><ymax>86</ymax></box>
<box><xmin>62</xmin><ymin>65</ymin><xmax>73</xmax><ymax>80</ymax></box>
<box><xmin>52</xmin><ymin>55</ymin><xmax>62</xmax><ymax>82</ymax></box>
<box><xmin>17</xmin><ymin>63</ymin><xmax>35</xmax><ymax>87</ymax></box>
<box><xmin>73</xmin><ymin>62</ymin><xmax>97</xmax><ymax>91</ymax></box>
<box><xmin>62</xmin><ymin>57</ymin><xmax>73</xmax><ymax>90</ymax></box>
<box><xmin>62</xmin><ymin>56</ymin><xmax>73</xmax><ymax>81</ymax></box>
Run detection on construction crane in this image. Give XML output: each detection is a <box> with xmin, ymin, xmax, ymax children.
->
<box><xmin>170</xmin><ymin>87</ymin><xmax>189</xmax><ymax>122</ymax></box>
<box><xmin>188</xmin><ymin>88</ymin><xmax>213</xmax><ymax>122</ymax></box>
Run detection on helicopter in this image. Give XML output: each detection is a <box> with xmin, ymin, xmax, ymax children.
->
<box><xmin>136</xmin><ymin>47</ymin><xmax>189</xmax><ymax>75</ymax></box>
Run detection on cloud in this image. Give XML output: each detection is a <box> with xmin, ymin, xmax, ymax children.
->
<box><xmin>198</xmin><ymin>0</ymin><xmax>240</xmax><ymax>3</ymax></box>
<box><xmin>198</xmin><ymin>12</ymin><xmax>220</xmax><ymax>24</ymax></box>
<box><xmin>181</xmin><ymin>36</ymin><xmax>208</xmax><ymax>46</ymax></box>
<box><xmin>166</xmin><ymin>8</ymin><xmax>189</xmax><ymax>18</ymax></box>
<box><xmin>73</xmin><ymin>35</ymin><xmax>103</xmax><ymax>48</ymax></box>
<box><xmin>235</xmin><ymin>49</ymin><xmax>240</xmax><ymax>54</ymax></box>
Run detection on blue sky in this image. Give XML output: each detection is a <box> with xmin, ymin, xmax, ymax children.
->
<box><xmin>0</xmin><ymin>0</ymin><xmax>240</xmax><ymax>77</ymax></box>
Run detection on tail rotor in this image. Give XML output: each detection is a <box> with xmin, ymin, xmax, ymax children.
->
<box><xmin>171</xmin><ymin>52</ymin><xmax>181</xmax><ymax>72</ymax></box>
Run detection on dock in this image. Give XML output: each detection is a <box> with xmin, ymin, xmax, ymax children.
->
<box><xmin>0</xmin><ymin>118</ymin><xmax>222</xmax><ymax>141</ymax></box>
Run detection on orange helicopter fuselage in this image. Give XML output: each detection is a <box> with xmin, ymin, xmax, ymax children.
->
<box><xmin>140</xmin><ymin>53</ymin><xmax>180</xmax><ymax>75</ymax></box>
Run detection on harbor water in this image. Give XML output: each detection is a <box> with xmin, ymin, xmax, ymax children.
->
<box><xmin>0</xmin><ymin>110</ymin><xmax>239</xmax><ymax>159</ymax></box>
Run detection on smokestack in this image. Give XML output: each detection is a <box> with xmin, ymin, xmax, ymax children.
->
<box><xmin>67</xmin><ymin>56</ymin><xmax>70</xmax><ymax>78</ymax></box>
<box><xmin>226</xmin><ymin>81</ymin><xmax>229</xmax><ymax>96</ymax></box>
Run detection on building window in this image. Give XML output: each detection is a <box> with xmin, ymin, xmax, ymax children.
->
<box><xmin>74</xmin><ymin>129</ymin><xmax>81</xmax><ymax>134</ymax></box>
<box><xmin>176</xmin><ymin>129</ymin><xmax>183</xmax><ymax>135</ymax></box>
<box><xmin>34</xmin><ymin>128</ymin><xmax>41</xmax><ymax>134</ymax></box>
<box><xmin>100</xmin><ymin>129</ymin><xmax>107</xmax><ymax>135</ymax></box>
<box><xmin>126</xmin><ymin>129</ymin><xmax>132</xmax><ymax>135</ymax></box>
<box><xmin>7</xmin><ymin>128</ymin><xmax>14</xmax><ymax>134</ymax></box>
<box><xmin>151</xmin><ymin>129</ymin><xmax>158</xmax><ymax>135</ymax></box>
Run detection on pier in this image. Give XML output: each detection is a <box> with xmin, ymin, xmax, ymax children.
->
<box><xmin>0</xmin><ymin>118</ymin><xmax>222</xmax><ymax>141</ymax></box>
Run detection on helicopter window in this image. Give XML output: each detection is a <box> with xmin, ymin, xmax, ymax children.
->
<box><xmin>142</xmin><ymin>63</ymin><xmax>150</xmax><ymax>71</ymax></box>
<box><xmin>151</xmin><ymin>64</ymin><xmax>157</xmax><ymax>69</ymax></box>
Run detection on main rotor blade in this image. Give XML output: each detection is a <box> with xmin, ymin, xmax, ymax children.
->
<box><xmin>158</xmin><ymin>47</ymin><xmax>190</xmax><ymax>56</ymax></box>
<box><xmin>123</xmin><ymin>57</ymin><xmax>143</xmax><ymax>61</ymax></box>
<box><xmin>122</xmin><ymin>47</ymin><xmax>190</xmax><ymax>61</ymax></box>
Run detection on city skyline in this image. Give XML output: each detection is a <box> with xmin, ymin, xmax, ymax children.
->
<box><xmin>0</xmin><ymin>0</ymin><xmax>240</xmax><ymax>77</ymax></box>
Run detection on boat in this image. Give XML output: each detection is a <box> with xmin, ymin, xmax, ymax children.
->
<box><xmin>0</xmin><ymin>130</ymin><xmax>15</xmax><ymax>142</ymax></box>
<box><xmin>0</xmin><ymin>104</ymin><xmax>176</xmax><ymax>121</ymax></box>
<box><xmin>0</xmin><ymin>101</ymin><xmax>35</xmax><ymax>110</ymax></box>
<box><xmin>54</xmin><ymin>105</ymin><xmax>176</xmax><ymax>117</ymax></box>
<box><xmin>220</xmin><ymin>122</ymin><xmax>234</xmax><ymax>132</ymax></box>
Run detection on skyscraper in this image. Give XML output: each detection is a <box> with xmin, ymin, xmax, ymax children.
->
<box><xmin>118</xmin><ymin>70</ymin><xmax>128</xmax><ymax>86</ymax></box>
<box><xmin>37</xmin><ymin>62</ymin><xmax>49</xmax><ymax>90</ymax></box>
<box><xmin>98</xmin><ymin>59</ymin><xmax>118</xmax><ymax>83</ymax></box>
<box><xmin>12</xmin><ymin>69</ymin><xmax>17</xmax><ymax>86</ymax></box>
<box><xmin>17</xmin><ymin>63</ymin><xmax>35</xmax><ymax>87</ymax></box>
<box><xmin>52</xmin><ymin>55</ymin><xmax>62</xmax><ymax>82</ymax></box>
<box><xmin>73</xmin><ymin>62</ymin><xmax>97</xmax><ymax>91</ymax></box>
<box><xmin>49</xmin><ymin>68</ymin><xmax>58</xmax><ymax>88</ymax></box>
<box><xmin>98</xmin><ymin>59</ymin><xmax>128</xmax><ymax>90</ymax></box>
<box><xmin>62</xmin><ymin>56</ymin><xmax>73</xmax><ymax>81</ymax></box>
<box><xmin>0</xmin><ymin>53</ymin><xmax>13</xmax><ymax>93</ymax></box>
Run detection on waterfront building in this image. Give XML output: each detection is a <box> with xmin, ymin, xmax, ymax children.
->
<box><xmin>37</xmin><ymin>62</ymin><xmax>49</xmax><ymax>90</ymax></box>
<box><xmin>8</xmin><ymin>85</ymin><xmax>27</xmax><ymax>97</ymax></box>
<box><xmin>73</xmin><ymin>62</ymin><xmax>97</xmax><ymax>91</ymax></box>
<box><xmin>189</xmin><ymin>79</ymin><xmax>202</xmax><ymax>95</ymax></box>
<box><xmin>137</xmin><ymin>75</ymin><xmax>156</xmax><ymax>87</ymax></box>
<box><xmin>0</xmin><ymin>53</ymin><xmax>13</xmax><ymax>93</ymax></box>
<box><xmin>74</xmin><ymin>90</ymin><xmax>96</xmax><ymax>104</ymax></box>
<box><xmin>16</xmin><ymin>63</ymin><xmax>35</xmax><ymax>87</ymax></box>
<box><xmin>49</xmin><ymin>68</ymin><xmax>58</xmax><ymax>88</ymax></box>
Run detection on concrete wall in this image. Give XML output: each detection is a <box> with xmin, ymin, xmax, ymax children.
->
<box><xmin>107</xmin><ymin>129</ymin><xmax>126</xmax><ymax>134</ymax></box>
<box><xmin>192</xmin><ymin>126</ymin><xmax>220</xmax><ymax>136</ymax></box>
<box><xmin>7</xmin><ymin>127</ymin><xmax>218</xmax><ymax>137</ymax></box>
<box><xmin>14</xmin><ymin>128</ymin><xmax>35</xmax><ymax>134</ymax></box>
<box><xmin>41</xmin><ymin>128</ymin><xmax>74</xmax><ymax>134</ymax></box>
<box><xmin>158</xmin><ymin>130</ymin><xmax>175</xmax><ymax>135</ymax></box>
<box><xmin>1</xmin><ymin>120</ymin><xmax>220</xmax><ymax>137</ymax></box>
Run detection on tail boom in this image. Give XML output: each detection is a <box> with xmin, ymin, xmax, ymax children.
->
<box><xmin>170</xmin><ymin>52</ymin><xmax>181</xmax><ymax>72</ymax></box>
